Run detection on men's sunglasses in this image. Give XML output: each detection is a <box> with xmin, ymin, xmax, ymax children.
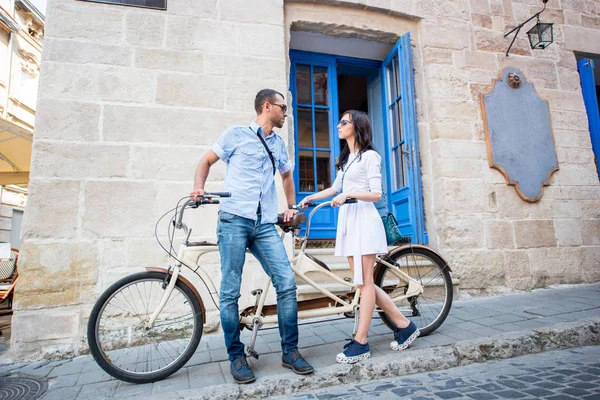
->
<box><xmin>270</xmin><ymin>103</ymin><xmax>288</xmax><ymax>113</ymax></box>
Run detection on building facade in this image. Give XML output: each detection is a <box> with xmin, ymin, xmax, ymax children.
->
<box><xmin>0</xmin><ymin>0</ymin><xmax>43</xmax><ymax>249</ymax></box>
<box><xmin>10</xmin><ymin>0</ymin><xmax>600</xmax><ymax>358</ymax></box>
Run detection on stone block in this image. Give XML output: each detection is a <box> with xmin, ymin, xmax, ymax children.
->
<box><xmin>504</xmin><ymin>251</ymin><xmax>533</xmax><ymax>290</ymax></box>
<box><xmin>204</xmin><ymin>54</ymin><xmax>286</xmax><ymax>81</ymax></box>
<box><xmin>100</xmin><ymin>240</ymin><xmax>127</xmax><ymax>271</ymax></box>
<box><xmin>31</xmin><ymin>142</ymin><xmax>128</xmax><ymax>179</ymax></box>
<box><xmin>82</xmin><ymin>181</ymin><xmax>158</xmax><ymax>239</ymax></box>
<box><xmin>430</xmin><ymin>140</ymin><xmax>487</xmax><ymax>160</ymax></box>
<box><xmin>44</xmin><ymin>4</ymin><xmax>123</xmax><ymax>44</ymax></box>
<box><xmin>470</xmin><ymin>0</ymin><xmax>490</xmax><ymax>14</ymax></box>
<box><xmin>471</xmin><ymin>13</ymin><xmax>492</xmax><ymax>29</ymax></box>
<box><xmin>445</xmin><ymin>249</ymin><xmax>505</xmax><ymax>289</ymax></box>
<box><xmin>11</xmin><ymin>310</ymin><xmax>79</xmax><ymax>342</ymax></box>
<box><xmin>514</xmin><ymin>220</ymin><xmax>556</xmax><ymax>248</ymax></box>
<box><xmin>20</xmin><ymin>179</ymin><xmax>79</xmax><ymax>239</ymax></box>
<box><xmin>437</xmin><ymin>214</ymin><xmax>485</xmax><ymax>249</ymax></box>
<box><xmin>553</xmin><ymin>165</ymin><xmax>600</xmax><ymax>186</ymax></box>
<box><xmin>236</xmin><ymin>23</ymin><xmax>286</xmax><ymax>59</ymax></box>
<box><xmin>34</xmin><ymin>99</ymin><xmax>100</xmax><ymax>141</ymax></box>
<box><xmin>424</xmin><ymin>64</ymin><xmax>470</xmax><ymax>100</ymax></box>
<box><xmin>39</xmin><ymin>63</ymin><xmax>154</xmax><ymax>103</ymax></box>
<box><xmin>130</xmin><ymin>145</ymin><xmax>202</xmax><ymax>181</ymax></box>
<box><xmin>528</xmin><ymin>247</ymin><xmax>583</xmax><ymax>287</ymax></box>
<box><xmin>167</xmin><ymin>17</ymin><xmax>236</xmax><ymax>53</ymax></box>
<box><xmin>125</xmin><ymin>12</ymin><xmax>166</xmax><ymax>47</ymax></box>
<box><xmin>16</xmin><ymin>242</ymin><xmax>99</xmax><ymax>308</ymax></box>
<box><xmin>551</xmin><ymin>110</ymin><xmax>590</xmax><ymax>131</ymax></box>
<box><xmin>429</xmin><ymin>99</ymin><xmax>479</xmax><ymax>121</ymax></box>
<box><xmin>219</xmin><ymin>0</ymin><xmax>283</xmax><ymax>24</ymax></box>
<box><xmin>537</xmin><ymin>89</ymin><xmax>586</xmax><ymax>112</ymax></box>
<box><xmin>581</xmin><ymin>220</ymin><xmax>600</xmax><ymax>245</ymax></box>
<box><xmin>564</xmin><ymin>10</ymin><xmax>581</xmax><ymax>26</ymax></box>
<box><xmin>474</xmin><ymin>28</ymin><xmax>531</xmax><ymax>56</ymax></box>
<box><xmin>102</xmin><ymin>105</ymin><xmax>240</xmax><ymax>146</ymax></box>
<box><xmin>551</xmin><ymin>200</ymin><xmax>581</xmax><ymax>219</ymax></box>
<box><xmin>224</xmin><ymin>78</ymin><xmax>287</xmax><ymax>112</ymax></box>
<box><xmin>155</xmin><ymin>72</ymin><xmax>225</xmax><ymax>108</ymax></box>
<box><xmin>134</xmin><ymin>48</ymin><xmax>204</xmax><ymax>73</ymax></box>
<box><xmin>581</xmin><ymin>246</ymin><xmax>600</xmax><ymax>282</ymax></box>
<box><xmin>423</xmin><ymin>48</ymin><xmax>453</xmax><ymax>65</ymax></box>
<box><xmin>432</xmin><ymin>158</ymin><xmax>486</xmax><ymax>179</ymax></box>
<box><xmin>556</xmin><ymin>147</ymin><xmax>596</xmax><ymax>165</ymax></box>
<box><xmin>580</xmin><ymin>200</ymin><xmax>600</xmax><ymax>219</ymax></box>
<box><xmin>561</xmin><ymin>0</ymin><xmax>587</xmax><ymax>12</ymax></box>
<box><xmin>558</xmin><ymin>67</ymin><xmax>584</xmax><ymax>92</ymax></box>
<box><xmin>554</xmin><ymin>219</ymin><xmax>582</xmax><ymax>247</ymax></box>
<box><xmin>552</xmin><ymin>185</ymin><xmax>600</xmax><ymax>201</ymax></box>
<box><xmin>429</xmin><ymin>120</ymin><xmax>474</xmax><ymax>140</ymax></box>
<box><xmin>168</xmin><ymin>0</ymin><xmax>218</xmax><ymax>18</ymax></box>
<box><xmin>485</xmin><ymin>220</ymin><xmax>515</xmax><ymax>249</ymax></box>
<box><xmin>463</xmin><ymin>51</ymin><xmax>497</xmax><ymax>70</ymax></box>
<box><xmin>491</xmin><ymin>16</ymin><xmax>504</xmax><ymax>31</ymax></box>
<box><xmin>42</xmin><ymin>38</ymin><xmax>132</xmax><ymax>66</ymax></box>
<box><xmin>421</xmin><ymin>21</ymin><xmax>470</xmax><ymax>50</ymax></box>
<box><xmin>435</xmin><ymin>179</ymin><xmax>487</xmax><ymax>213</ymax></box>
<box><xmin>553</xmin><ymin>130</ymin><xmax>593</xmax><ymax>149</ymax></box>
<box><xmin>127</xmin><ymin>239</ymin><xmax>171</xmax><ymax>269</ymax></box>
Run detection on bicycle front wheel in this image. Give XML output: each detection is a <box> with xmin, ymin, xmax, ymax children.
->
<box><xmin>374</xmin><ymin>246</ymin><xmax>453</xmax><ymax>336</ymax></box>
<box><xmin>87</xmin><ymin>271</ymin><xmax>203</xmax><ymax>383</ymax></box>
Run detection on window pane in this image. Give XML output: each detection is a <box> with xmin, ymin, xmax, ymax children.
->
<box><xmin>394</xmin><ymin>55</ymin><xmax>401</xmax><ymax>101</ymax></box>
<box><xmin>392</xmin><ymin>148</ymin><xmax>403</xmax><ymax>190</ymax></box>
<box><xmin>299</xmin><ymin>149</ymin><xmax>315</xmax><ymax>192</ymax></box>
<box><xmin>396</xmin><ymin>100</ymin><xmax>404</xmax><ymax>143</ymax></box>
<box><xmin>316</xmin><ymin>151</ymin><xmax>331</xmax><ymax>191</ymax></box>
<box><xmin>314</xmin><ymin>108</ymin><xmax>330</xmax><ymax>148</ymax></box>
<box><xmin>296</xmin><ymin>64</ymin><xmax>311</xmax><ymax>104</ymax></box>
<box><xmin>297</xmin><ymin>107</ymin><xmax>313</xmax><ymax>147</ymax></box>
<box><xmin>313</xmin><ymin>66</ymin><xmax>328</xmax><ymax>106</ymax></box>
<box><xmin>390</xmin><ymin>104</ymin><xmax>400</xmax><ymax>147</ymax></box>
<box><xmin>387</xmin><ymin>63</ymin><xmax>397</xmax><ymax>103</ymax></box>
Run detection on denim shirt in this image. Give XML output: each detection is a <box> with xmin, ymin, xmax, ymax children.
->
<box><xmin>211</xmin><ymin>121</ymin><xmax>293</xmax><ymax>224</ymax></box>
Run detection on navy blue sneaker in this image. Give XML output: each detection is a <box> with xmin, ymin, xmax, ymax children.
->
<box><xmin>336</xmin><ymin>339</ymin><xmax>371</xmax><ymax>364</ymax></box>
<box><xmin>391</xmin><ymin>321</ymin><xmax>420</xmax><ymax>351</ymax></box>
<box><xmin>230</xmin><ymin>355</ymin><xmax>255</xmax><ymax>384</ymax></box>
<box><xmin>282</xmin><ymin>349</ymin><xmax>314</xmax><ymax>375</ymax></box>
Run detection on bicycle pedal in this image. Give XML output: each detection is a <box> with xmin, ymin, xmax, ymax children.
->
<box><xmin>246</xmin><ymin>347</ymin><xmax>260</xmax><ymax>360</ymax></box>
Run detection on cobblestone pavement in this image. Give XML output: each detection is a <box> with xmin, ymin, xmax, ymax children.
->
<box><xmin>0</xmin><ymin>283</ymin><xmax>598</xmax><ymax>399</ymax></box>
<box><xmin>273</xmin><ymin>346</ymin><xmax>600</xmax><ymax>400</ymax></box>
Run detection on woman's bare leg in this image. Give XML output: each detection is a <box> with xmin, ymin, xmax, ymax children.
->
<box><xmin>348</xmin><ymin>254</ymin><xmax>376</xmax><ymax>344</ymax></box>
<box><xmin>348</xmin><ymin>256</ymin><xmax>409</xmax><ymax>329</ymax></box>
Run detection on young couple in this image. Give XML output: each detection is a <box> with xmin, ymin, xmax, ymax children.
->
<box><xmin>191</xmin><ymin>89</ymin><xmax>419</xmax><ymax>384</ymax></box>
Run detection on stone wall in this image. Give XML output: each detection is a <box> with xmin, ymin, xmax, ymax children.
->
<box><xmin>11</xmin><ymin>0</ymin><xmax>600</xmax><ymax>358</ymax></box>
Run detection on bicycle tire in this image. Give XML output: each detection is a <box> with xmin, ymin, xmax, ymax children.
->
<box><xmin>374</xmin><ymin>246</ymin><xmax>453</xmax><ymax>337</ymax></box>
<box><xmin>87</xmin><ymin>271</ymin><xmax>203</xmax><ymax>383</ymax></box>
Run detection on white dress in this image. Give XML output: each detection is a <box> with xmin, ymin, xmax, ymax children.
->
<box><xmin>332</xmin><ymin>150</ymin><xmax>388</xmax><ymax>285</ymax></box>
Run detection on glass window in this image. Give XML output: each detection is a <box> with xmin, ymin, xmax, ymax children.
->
<box><xmin>314</xmin><ymin>109</ymin><xmax>330</xmax><ymax>148</ymax></box>
<box><xmin>298</xmin><ymin>149</ymin><xmax>315</xmax><ymax>192</ymax></box>
<box><xmin>315</xmin><ymin>151</ymin><xmax>331</xmax><ymax>191</ymax></box>
<box><xmin>313</xmin><ymin>66</ymin><xmax>328</xmax><ymax>106</ymax></box>
<box><xmin>297</xmin><ymin>107</ymin><xmax>313</xmax><ymax>147</ymax></box>
<box><xmin>296</xmin><ymin>64</ymin><xmax>311</xmax><ymax>104</ymax></box>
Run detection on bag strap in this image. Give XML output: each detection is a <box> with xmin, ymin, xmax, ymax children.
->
<box><xmin>340</xmin><ymin>154</ymin><xmax>359</xmax><ymax>191</ymax></box>
<box><xmin>255</xmin><ymin>130</ymin><xmax>276</xmax><ymax>176</ymax></box>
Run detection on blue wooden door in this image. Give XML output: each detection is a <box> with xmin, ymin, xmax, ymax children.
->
<box><xmin>578</xmin><ymin>58</ymin><xmax>600</xmax><ymax>178</ymax></box>
<box><xmin>290</xmin><ymin>51</ymin><xmax>340</xmax><ymax>238</ymax></box>
<box><xmin>381</xmin><ymin>33</ymin><xmax>427</xmax><ymax>244</ymax></box>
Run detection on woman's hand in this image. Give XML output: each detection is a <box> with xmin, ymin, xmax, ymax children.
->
<box><xmin>298</xmin><ymin>196</ymin><xmax>313</xmax><ymax>210</ymax></box>
<box><xmin>331</xmin><ymin>193</ymin><xmax>348</xmax><ymax>208</ymax></box>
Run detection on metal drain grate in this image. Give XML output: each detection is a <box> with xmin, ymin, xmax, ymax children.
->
<box><xmin>0</xmin><ymin>377</ymin><xmax>47</xmax><ymax>400</ymax></box>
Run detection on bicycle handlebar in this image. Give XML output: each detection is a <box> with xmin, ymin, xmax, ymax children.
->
<box><xmin>176</xmin><ymin>192</ymin><xmax>231</xmax><ymax>228</ymax></box>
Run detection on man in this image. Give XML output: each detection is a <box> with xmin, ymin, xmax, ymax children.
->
<box><xmin>190</xmin><ymin>89</ymin><xmax>314</xmax><ymax>384</ymax></box>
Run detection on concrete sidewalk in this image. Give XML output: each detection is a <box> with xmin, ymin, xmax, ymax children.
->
<box><xmin>1</xmin><ymin>283</ymin><xmax>599</xmax><ymax>400</ymax></box>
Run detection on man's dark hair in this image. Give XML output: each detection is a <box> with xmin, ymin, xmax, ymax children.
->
<box><xmin>255</xmin><ymin>89</ymin><xmax>284</xmax><ymax>114</ymax></box>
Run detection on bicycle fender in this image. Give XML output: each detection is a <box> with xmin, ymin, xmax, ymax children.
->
<box><xmin>374</xmin><ymin>244</ymin><xmax>452</xmax><ymax>278</ymax></box>
<box><xmin>145</xmin><ymin>266</ymin><xmax>207</xmax><ymax>324</ymax></box>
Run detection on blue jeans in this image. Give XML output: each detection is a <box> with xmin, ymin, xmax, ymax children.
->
<box><xmin>217</xmin><ymin>211</ymin><xmax>299</xmax><ymax>361</ymax></box>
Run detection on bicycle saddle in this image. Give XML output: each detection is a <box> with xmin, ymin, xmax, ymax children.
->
<box><xmin>276</xmin><ymin>212</ymin><xmax>306</xmax><ymax>230</ymax></box>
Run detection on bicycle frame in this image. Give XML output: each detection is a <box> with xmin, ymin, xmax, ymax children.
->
<box><xmin>148</xmin><ymin>200</ymin><xmax>424</xmax><ymax>329</ymax></box>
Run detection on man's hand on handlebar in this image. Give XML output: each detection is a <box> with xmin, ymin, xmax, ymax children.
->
<box><xmin>282</xmin><ymin>207</ymin><xmax>297</xmax><ymax>223</ymax></box>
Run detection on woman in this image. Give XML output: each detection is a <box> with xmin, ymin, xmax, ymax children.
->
<box><xmin>299</xmin><ymin>110</ymin><xmax>419</xmax><ymax>364</ymax></box>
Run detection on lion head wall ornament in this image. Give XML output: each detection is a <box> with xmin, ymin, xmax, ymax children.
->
<box><xmin>507</xmin><ymin>72</ymin><xmax>522</xmax><ymax>89</ymax></box>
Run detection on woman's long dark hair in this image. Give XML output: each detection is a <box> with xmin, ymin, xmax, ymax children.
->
<box><xmin>337</xmin><ymin>110</ymin><xmax>376</xmax><ymax>171</ymax></box>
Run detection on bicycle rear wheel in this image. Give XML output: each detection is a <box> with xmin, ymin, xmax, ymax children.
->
<box><xmin>87</xmin><ymin>271</ymin><xmax>203</xmax><ymax>383</ymax></box>
<box><xmin>374</xmin><ymin>246</ymin><xmax>453</xmax><ymax>336</ymax></box>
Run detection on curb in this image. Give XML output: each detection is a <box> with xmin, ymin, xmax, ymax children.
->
<box><xmin>159</xmin><ymin>318</ymin><xmax>600</xmax><ymax>400</ymax></box>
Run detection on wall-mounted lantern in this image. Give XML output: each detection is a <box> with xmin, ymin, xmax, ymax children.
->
<box><xmin>504</xmin><ymin>0</ymin><xmax>553</xmax><ymax>56</ymax></box>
